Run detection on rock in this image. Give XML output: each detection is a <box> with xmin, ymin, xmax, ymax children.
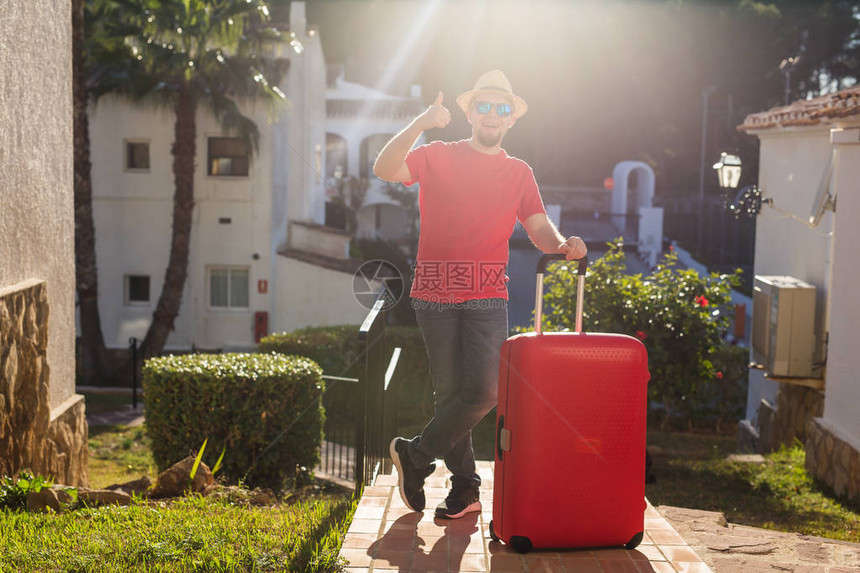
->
<box><xmin>77</xmin><ymin>488</ymin><xmax>131</xmax><ymax>506</ymax></box>
<box><xmin>106</xmin><ymin>476</ymin><xmax>152</xmax><ymax>497</ymax></box>
<box><xmin>657</xmin><ymin>506</ymin><xmax>728</xmax><ymax>528</ymax></box>
<box><xmin>149</xmin><ymin>456</ymin><xmax>213</xmax><ymax>498</ymax></box>
<box><xmin>26</xmin><ymin>485</ymin><xmax>74</xmax><ymax>513</ymax></box>
<box><xmin>249</xmin><ymin>488</ymin><xmax>274</xmax><ymax>506</ymax></box>
<box><xmin>726</xmin><ymin>454</ymin><xmax>766</xmax><ymax>464</ymax></box>
<box><xmin>701</xmin><ymin>533</ymin><xmax>778</xmax><ymax>555</ymax></box>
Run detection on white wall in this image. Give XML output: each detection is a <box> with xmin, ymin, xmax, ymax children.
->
<box><xmin>823</xmin><ymin>128</ymin><xmax>860</xmax><ymax>449</ymax></box>
<box><xmin>1</xmin><ymin>0</ymin><xmax>76</xmax><ymax>410</ymax></box>
<box><xmin>90</xmin><ymin>96</ymin><xmax>275</xmax><ymax>351</ymax></box>
<box><xmin>273</xmin><ymin>257</ymin><xmax>370</xmax><ymax>334</ymax></box>
<box><xmin>746</xmin><ymin>128</ymin><xmax>835</xmax><ymax>422</ymax></box>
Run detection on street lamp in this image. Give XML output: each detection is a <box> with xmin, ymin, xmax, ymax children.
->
<box><xmin>712</xmin><ymin>152</ymin><xmax>742</xmax><ymax>190</ymax></box>
<box><xmin>712</xmin><ymin>152</ymin><xmax>763</xmax><ymax>218</ymax></box>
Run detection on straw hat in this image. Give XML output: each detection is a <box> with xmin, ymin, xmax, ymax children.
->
<box><xmin>456</xmin><ymin>70</ymin><xmax>528</xmax><ymax>119</ymax></box>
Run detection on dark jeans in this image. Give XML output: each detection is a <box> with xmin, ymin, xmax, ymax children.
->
<box><xmin>407</xmin><ymin>298</ymin><xmax>508</xmax><ymax>487</ymax></box>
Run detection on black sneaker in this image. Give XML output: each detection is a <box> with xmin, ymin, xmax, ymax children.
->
<box><xmin>389</xmin><ymin>437</ymin><xmax>435</xmax><ymax>512</ymax></box>
<box><xmin>435</xmin><ymin>475</ymin><xmax>481</xmax><ymax>519</ymax></box>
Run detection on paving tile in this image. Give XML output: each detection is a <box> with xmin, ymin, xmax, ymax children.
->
<box><xmin>340</xmin><ymin>548</ymin><xmax>373</xmax><ymax>567</ymax></box>
<box><xmin>347</xmin><ymin>518</ymin><xmax>383</xmax><ymax>535</ymax></box>
<box><xmin>660</xmin><ymin>546</ymin><xmax>704</xmax><ymax>563</ymax></box>
<box><xmin>647</xmin><ymin>530</ymin><xmax>687</xmax><ymax>546</ymax></box>
<box><xmin>454</xmin><ymin>552</ymin><xmax>490</xmax><ymax>571</ymax></box>
<box><xmin>341</xmin><ymin>533</ymin><xmax>380</xmax><ymax>549</ymax></box>
<box><xmin>487</xmin><ymin>540</ymin><xmax>520</xmax><ymax>555</ymax></box>
<box><xmin>670</xmin><ymin>562</ymin><xmax>712</xmax><ymax>573</ymax></box>
<box><xmin>409</xmin><ymin>549</ymin><xmax>449</xmax><ymax>571</ymax></box>
<box><xmin>372</xmin><ymin>550</ymin><xmax>413</xmax><ymax>570</ymax></box>
<box><xmin>458</xmin><ymin>534</ymin><xmax>488</xmax><ymax>554</ymax></box>
<box><xmin>353</xmin><ymin>505</ymin><xmax>386</xmax><ymax>520</ymax></box>
<box><xmin>357</xmin><ymin>495</ymin><xmax>388</xmax><ymax>508</ymax></box>
<box><xmin>488</xmin><ymin>553</ymin><xmax>526</xmax><ymax>572</ymax></box>
<box><xmin>377</xmin><ymin>534</ymin><xmax>417</xmax><ymax>552</ymax></box>
<box><xmin>594</xmin><ymin>548</ymin><xmax>636</xmax><ymax>561</ymax></box>
<box><xmin>642</xmin><ymin>563</ymin><xmax>678</xmax><ymax>573</ymax></box>
<box><xmin>387</xmin><ymin>506</ymin><xmax>423</xmax><ymax>520</ymax></box>
<box><xmin>525</xmin><ymin>554</ymin><xmax>565</xmax><ymax>572</ymax></box>
<box><xmin>645</xmin><ymin>517</ymin><xmax>675</xmax><ymax>531</ymax></box>
<box><xmin>598</xmin><ymin>559</ymin><xmax>640</xmax><ymax>572</ymax></box>
<box><xmin>558</xmin><ymin>556</ymin><xmax>604</xmax><ymax>572</ymax></box>
<box><xmin>362</xmin><ymin>485</ymin><xmax>393</xmax><ymax>498</ymax></box>
<box><xmin>632</xmin><ymin>545</ymin><xmax>666</xmax><ymax>562</ymax></box>
<box><xmin>557</xmin><ymin>549</ymin><xmax>596</xmax><ymax>560</ymax></box>
<box><xmin>416</xmin><ymin>534</ymin><xmax>446</xmax><ymax>551</ymax></box>
<box><xmin>343</xmin><ymin>568</ymin><xmax>369</xmax><ymax>573</ymax></box>
<box><xmin>374</xmin><ymin>474</ymin><xmax>398</xmax><ymax>487</ymax></box>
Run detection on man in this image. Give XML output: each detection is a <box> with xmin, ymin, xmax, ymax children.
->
<box><xmin>373</xmin><ymin>70</ymin><xmax>587</xmax><ymax>519</ymax></box>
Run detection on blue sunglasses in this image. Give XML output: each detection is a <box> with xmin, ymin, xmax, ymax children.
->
<box><xmin>474</xmin><ymin>101</ymin><xmax>513</xmax><ymax>118</ymax></box>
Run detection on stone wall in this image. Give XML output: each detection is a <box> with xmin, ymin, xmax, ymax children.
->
<box><xmin>756</xmin><ymin>382</ymin><xmax>824</xmax><ymax>453</ymax></box>
<box><xmin>0</xmin><ymin>281</ymin><xmax>88</xmax><ymax>485</ymax></box>
<box><xmin>806</xmin><ymin>417</ymin><xmax>860</xmax><ymax>503</ymax></box>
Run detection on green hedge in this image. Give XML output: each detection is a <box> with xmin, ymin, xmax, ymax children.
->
<box><xmin>142</xmin><ymin>353</ymin><xmax>324</xmax><ymax>490</ymax></box>
<box><xmin>259</xmin><ymin>326</ymin><xmax>433</xmax><ymax>433</ymax></box>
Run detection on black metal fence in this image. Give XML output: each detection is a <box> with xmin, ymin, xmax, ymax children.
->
<box><xmin>659</xmin><ymin>196</ymin><xmax>756</xmax><ymax>292</ymax></box>
<box><xmin>315</xmin><ymin>293</ymin><xmax>402</xmax><ymax>491</ymax></box>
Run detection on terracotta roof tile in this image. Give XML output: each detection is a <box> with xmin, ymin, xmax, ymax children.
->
<box><xmin>738</xmin><ymin>85</ymin><xmax>860</xmax><ymax>131</ymax></box>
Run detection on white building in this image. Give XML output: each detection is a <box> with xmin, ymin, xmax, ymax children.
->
<box><xmin>324</xmin><ymin>67</ymin><xmax>424</xmax><ymax>242</ymax></box>
<box><xmin>88</xmin><ymin>2</ymin><xmax>421</xmax><ymax>352</ymax></box>
<box><xmin>738</xmin><ymin>85</ymin><xmax>860</xmax><ymax>501</ymax></box>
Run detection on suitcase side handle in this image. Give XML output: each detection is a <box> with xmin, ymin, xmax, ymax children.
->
<box><xmin>535</xmin><ymin>255</ymin><xmax>587</xmax><ymax>334</ymax></box>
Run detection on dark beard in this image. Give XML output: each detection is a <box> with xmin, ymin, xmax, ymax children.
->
<box><xmin>476</xmin><ymin>129</ymin><xmax>502</xmax><ymax>148</ymax></box>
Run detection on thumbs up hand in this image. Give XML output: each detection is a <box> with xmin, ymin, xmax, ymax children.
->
<box><xmin>417</xmin><ymin>91</ymin><xmax>451</xmax><ymax>131</ymax></box>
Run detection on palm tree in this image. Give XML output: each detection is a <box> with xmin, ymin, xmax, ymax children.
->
<box><xmin>88</xmin><ymin>0</ymin><xmax>288</xmax><ymax>360</ymax></box>
<box><xmin>74</xmin><ymin>0</ymin><xmax>115</xmax><ymax>385</ymax></box>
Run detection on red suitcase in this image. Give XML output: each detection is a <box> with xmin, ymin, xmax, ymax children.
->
<box><xmin>490</xmin><ymin>254</ymin><xmax>650</xmax><ymax>553</ymax></box>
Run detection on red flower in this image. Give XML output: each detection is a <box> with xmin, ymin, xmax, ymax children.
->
<box><xmin>716</xmin><ymin>371</ymin><xmax>724</xmax><ymax>380</ymax></box>
<box><xmin>695</xmin><ymin>295</ymin><xmax>709</xmax><ymax>307</ymax></box>
<box><xmin>636</xmin><ymin>330</ymin><xmax>647</xmax><ymax>340</ymax></box>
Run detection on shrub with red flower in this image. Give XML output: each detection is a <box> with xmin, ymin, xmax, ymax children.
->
<box><xmin>540</xmin><ymin>239</ymin><xmax>743</xmax><ymax>429</ymax></box>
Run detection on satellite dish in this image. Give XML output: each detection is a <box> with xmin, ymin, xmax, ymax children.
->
<box><xmin>809</xmin><ymin>148</ymin><xmax>839</xmax><ymax>227</ymax></box>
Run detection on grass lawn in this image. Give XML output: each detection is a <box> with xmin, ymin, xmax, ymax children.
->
<box><xmin>645</xmin><ymin>430</ymin><xmax>860</xmax><ymax>543</ymax></box>
<box><xmin>1</xmin><ymin>423</ymin><xmax>357</xmax><ymax>572</ymax></box>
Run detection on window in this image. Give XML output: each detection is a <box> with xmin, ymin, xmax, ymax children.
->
<box><xmin>326</xmin><ymin>133</ymin><xmax>347</xmax><ymax>179</ymax></box>
<box><xmin>124</xmin><ymin>275</ymin><xmax>150</xmax><ymax>305</ymax></box>
<box><xmin>360</xmin><ymin>133</ymin><xmax>393</xmax><ymax>178</ymax></box>
<box><xmin>125</xmin><ymin>141</ymin><xmax>150</xmax><ymax>170</ymax></box>
<box><xmin>209</xmin><ymin>267</ymin><xmax>249</xmax><ymax>309</ymax></box>
<box><xmin>208</xmin><ymin>137</ymin><xmax>249</xmax><ymax>176</ymax></box>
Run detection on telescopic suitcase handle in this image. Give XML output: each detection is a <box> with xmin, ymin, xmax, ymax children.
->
<box><xmin>534</xmin><ymin>254</ymin><xmax>587</xmax><ymax>335</ymax></box>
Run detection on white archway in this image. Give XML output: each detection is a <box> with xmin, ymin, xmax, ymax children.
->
<box><xmin>611</xmin><ymin>161</ymin><xmax>656</xmax><ymax>232</ymax></box>
<box><xmin>610</xmin><ymin>161</ymin><xmax>663</xmax><ymax>267</ymax></box>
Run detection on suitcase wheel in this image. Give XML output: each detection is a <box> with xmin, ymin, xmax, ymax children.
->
<box><xmin>488</xmin><ymin>520</ymin><xmax>499</xmax><ymax>542</ymax></box>
<box><xmin>509</xmin><ymin>535</ymin><xmax>533</xmax><ymax>554</ymax></box>
<box><xmin>625</xmin><ymin>532</ymin><xmax>644</xmax><ymax>550</ymax></box>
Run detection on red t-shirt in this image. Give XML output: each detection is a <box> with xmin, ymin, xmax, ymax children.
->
<box><xmin>405</xmin><ymin>140</ymin><xmax>546</xmax><ymax>302</ymax></box>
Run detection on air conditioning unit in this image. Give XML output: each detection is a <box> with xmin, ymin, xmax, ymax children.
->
<box><xmin>751</xmin><ymin>276</ymin><xmax>817</xmax><ymax>378</ymax></box>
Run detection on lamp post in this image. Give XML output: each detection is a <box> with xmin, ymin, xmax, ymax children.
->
<box><xmin>697</xmin><ymin>86</ymin><xmax>717</xmax><ymax>256</ymax></box>
<box><xmin>712</xmin><ymin>152</ymin><xmax>763</xmax><ymax>218</ymax></box>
